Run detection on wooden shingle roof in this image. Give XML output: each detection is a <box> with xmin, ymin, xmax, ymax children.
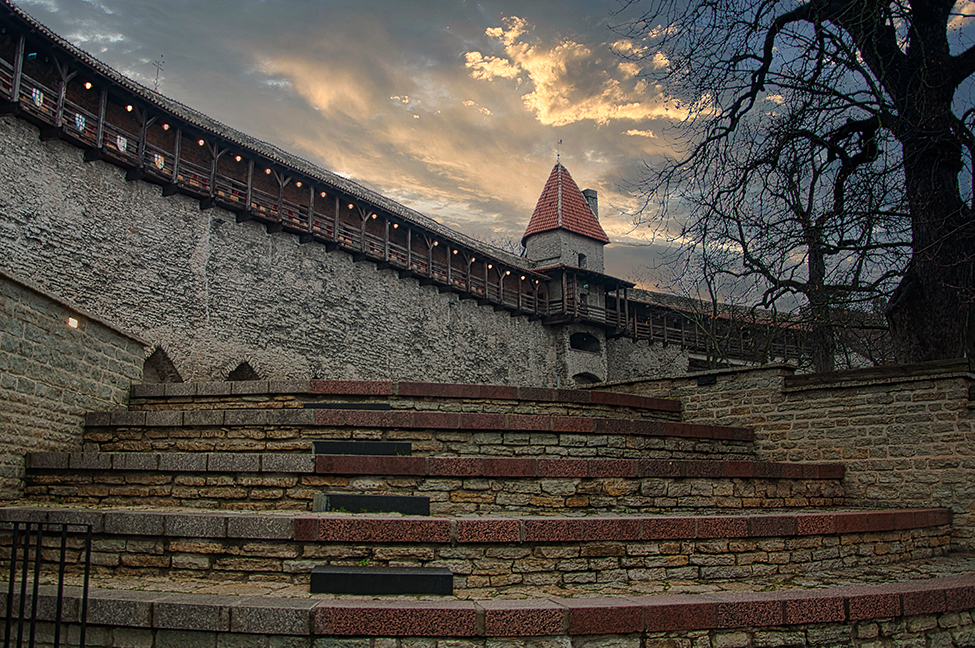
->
<box><xmin>522</xmin><ymin>163</ymin><xmax>609</xmax><ymax>246</ymax></box>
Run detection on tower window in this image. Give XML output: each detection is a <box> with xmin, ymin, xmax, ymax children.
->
<box><xmin>578</xmin><ymin>253</ymin><xmax>587</xmax><ymax>268</ymax></box>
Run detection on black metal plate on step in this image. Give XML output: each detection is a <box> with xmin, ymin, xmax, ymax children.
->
<box><xmin>314</xmin><ymin>493</ymin><xmax>430</xmax><ymax>516</ymax></box>
<box><xmin>312</xmin><ymin>440</ymin><xmax>412</xmax><ymax>456</ymax></box>
<box><xmin>310</xmin><ymin>565</ymin><xmax>453</xmax><ymax>595</ymax></box>
<box><xmin>304</xmin><ymin>402</ymin><xmax>391</xmax><ymax>410</ymax></box>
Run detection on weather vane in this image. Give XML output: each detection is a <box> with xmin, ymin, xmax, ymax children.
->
<box><xmin>152</xmin><ymin>54</ymin><xmax>165</xmax><ymax>92</ymax></box>
<box><xmin>557</xmin><ymin>139</ymin><xmax>562</xmax><ymax>162</ymax></box>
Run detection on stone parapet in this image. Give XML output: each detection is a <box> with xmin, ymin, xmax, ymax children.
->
<box><xmin>0</xmin><ymin>270</ymin><xmax>146</xmax><ymax>499</ymax></box>
<box><xmin>610</xmin><ymin>361</ymin><xmax>975</xmax><ymax>550</ymax></box>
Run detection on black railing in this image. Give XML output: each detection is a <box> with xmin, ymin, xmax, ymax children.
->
<box><xmin>2</xmin><ymin>523</ymin><xmax>92</xmax><ymax>648</ymax></box>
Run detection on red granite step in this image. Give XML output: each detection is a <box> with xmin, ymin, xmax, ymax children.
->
<box><xmin>0</xmin><ymin>506</ymin><xmax>951</xmax><ymax>592</ymax></box>
<box><xmin>4</xmin><ymin>572</ymin><xmax>975</xmax><ymax>643</ymax></box>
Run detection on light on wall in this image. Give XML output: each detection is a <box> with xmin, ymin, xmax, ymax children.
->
<box><xmin>67</xmin><ymin>317</ymin><xmax>79</xmax><ymax>329</ymax></box>
<box><xmin>197</xmin><ymin>139</ymin><xmax>205</xmax><ymax>146</ymax></box>
<box><xmin>84</xmin><ymin>82</ymin><xmax>92</xmax><ymax>90</ymax></box>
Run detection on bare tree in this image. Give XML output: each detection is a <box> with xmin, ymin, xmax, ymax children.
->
<box><xmin>614</xmin><ymin>0</ymin><xmax>975</xmax><ymax>364</ymax></box>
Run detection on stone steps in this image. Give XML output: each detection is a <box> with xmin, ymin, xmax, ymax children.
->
<box><xmin>6</xmin><ymin>378</ymin><xmax>973</xmax><ymax>645</ymax></box>
<box><xmin>23</xmin><ymin>452</ymin><xmax>844</xmax><ymax>513</ymax></box>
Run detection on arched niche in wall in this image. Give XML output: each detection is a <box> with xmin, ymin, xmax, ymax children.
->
<box><xmin>572</xmin><ymin>372</ymin><xmax>600</xmax><ymax>385</ymax></box>
<box><xmin>227</xmin><ymin>361</ymin><xmax>262</xmax><ymax>381</ymax></box>
<box><xmin>569</xmin><ymin>332</ymin><xmax>601</xmax><ymax>353</ymax></box>
<box><xmin>142</xmin><ymin>347</ymin><xmax>183</xmax><ymax>383</ymax></box>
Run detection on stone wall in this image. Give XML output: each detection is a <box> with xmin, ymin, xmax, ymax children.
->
<box><xmin>0</xmin><ymin>270</ymin><xmax>145</xmax><ymax>498</ymax></box>
<box><xmin>0</xmin><ymin>116</ymin><xmax>677</xmax><ymax>386</ymax></box>
<box><xmin>608</xmin><ymin>360</ymin><xmax>975</xmax><ymax>550</ymax></box>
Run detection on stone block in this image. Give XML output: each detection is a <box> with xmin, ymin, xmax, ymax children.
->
<box><xmin>713</xmin><ymin>593</ymin><xmax>783</xmax><ymax>628</ymax></box>
<box><xmin>196</xmin><ymin>382</ymin><xmax>233</xmax><ymax>396</ymax></box>
<box><xmin>310</xmin><ymin>380</ymin><xmax>393</xmax><ymax>396</ymax></box>
<box><xmin>164</xmin><ymin>383</ymin><xmax>198</xmax><ymax>397</ymax></box>
<box><xmin>153</xmin><ymin>594</ymin><xmax>234</xmax><ymax>631</ymax></box>
<box><xmin>183</xmin><ymin>410</ymin><xmax>225</xmax><ymax>427</ymax></box>
<box><xmin>312</xmin><ymin>440</ymin><xmax>413</xmax><ymax>457</ymax></box>
<box><xmin>641</xmin><ymin>594</ymin><xmax>717</xmax><ymax>631</ymax></box>
<box><xmin>87</xmin><ymin>590</ymin><xmax>162</xmax><ymax>627</ymax></box>
<box><xmin>697</xmin><ymin>517</ymin><xmax>748</xmax><ymax>539</ymax></box>
<box><xmin>457</xmin><ymin>518</ymin><xmax>521</xmax><ymax>543</ymax></box>
<box><xmin>130</xmin><ymin>383</ymin><xmax>166</xmax><ymax>398</ymax></box>
<box><xmin>231</xmin><ymin>380</ymin><xmax>270</xmax><ymax>395</ymax></box>
<box><xmin>144</xmin><ymin>410</ymin><xmax>183</xmax><ymax>427</ymax></box>
<box><xmin>312</xmin><ymin>600</ymin><xmax>476</xmax><ymax>637</ymax></box>
<box><xmin>111</xmin><ymin>411</ymin><xmax>147</xmax><ymax>427</ymax></box>
<box><xmin>165</xmin><ymin>512</ymin><xmax>227</xmax><ymax>538</ymax></box>
<box><xmin>26</xmin><ymin>452</ymin><xmax>69</xmax><ymax>469</ymax></box>
<box><xmin>113</xmin><ymin>453</ymin><xmax>160</xmax><ymax>471</ymax></box>
<box><xmin>263</xmin><ymin>454</ymin><xmax>315</xmax><ymax>473</ymax></box>
<box><xmin>207</xmin><ymin>453</ymin><xmax>261</xmax><ymax>473</ymax></box>
<box><xmin>783</xmin><ymin>592</ymin><xmax>846</xmax><ymax>624</ymax></box>
<box><xmin>480</xmin><ymin>599</ymin><xmax>564</xmax><ymax>637</ymax></box>
<box><xmin>66</xmin><ymin>452</ymin><xmax>112</xmax><ymax>470</ymax></box>
<box><xmin>85</xmin><ymin>411</ymin><xmax>113</xmax><ymax>427</ymax></box>
<box><xmin>226</xmin><ymin>514</ymin><xmax>294</xmax><ymax>539</ymax></box>
<box><xmin>160</xmin><ymin>453</ymin><xmax>207</xmax><ymax>472</ymax></box>
<box><xmin>232</xmin><ymin>597</ymin><xmax>319</xmax><ymax>635</ymax></box>
<box><xmin>563</xmin><ymin>597</ymin><xmax>645</xmax><ymax>635</ymax></box>
<box><xmin>317</xmin><ymin>517</ymin><xmax>450</xmax><ymax>543</ymax></box>
<box><xmin>104</xmin><ymin>511</ymin><xmax>166</xmax><ymax>536</ymax></box>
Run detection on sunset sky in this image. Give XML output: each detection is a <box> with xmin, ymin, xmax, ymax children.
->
<box><xmin>13</xmin><ymin>0</ymin><xmax>694</xmax><ymax>286</ymax></box>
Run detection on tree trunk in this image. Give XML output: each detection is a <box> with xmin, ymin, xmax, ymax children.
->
<box><xmin>886</xmin><ymin>131</ymin><xmax>975</xmax><ymax>362</ymax></box>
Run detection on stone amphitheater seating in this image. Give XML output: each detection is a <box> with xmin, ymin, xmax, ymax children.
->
<box><xmin>2</xmin><ymin>380</ymin><xmax>973</xmax><ymax>647</ymax></box>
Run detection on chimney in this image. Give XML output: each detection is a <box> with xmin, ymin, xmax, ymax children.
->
<box><xmin>582</xmin><ymin>189</ymin><xmax>598</xmax><ymax>220</ymax></box>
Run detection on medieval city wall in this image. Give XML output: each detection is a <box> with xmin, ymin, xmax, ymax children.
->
<box><xmin>0</xmin><ymin>269</ymin><xmax>145</xmax><ymax>497</ymax></box>
<box><xmin>0</xmin><ymin>116</ymin><xmax>614</xmax><ymax>385</ymax></box>
<box><xmin>609</xmin><ymin>360</ymin><xmax>975</xmax><ymax>549</ymax></box>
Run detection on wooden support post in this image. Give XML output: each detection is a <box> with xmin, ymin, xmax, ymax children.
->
<box><xmin>10</xmin><ymin>34</ymin><xmax>24</xmax><ymax>103</ymax></box>
<box><xmin>162</xmin><ymin>127</ymin><xmax>181</xmax><ymax>194</ymax></box>
<box><xmin>301</xmin><ymin>185</ymin><xmax>315</xmax><ymax>243</ymax></box>
<box><xmin>43</xmin><ymin>58</ymin><xmax>76</xmax><ymax>139</ymax></box>
<box><xmin>561</xmin><ymin>272</ymin><xmax>568</xmax><ymax>316</ymax></box>
<box><xmin>1</xmin><ymin>33</ymin><xmax>26</xmax><ymax>114</ymax></box>
<box><xmin>333</xmin><ymin>195</ymin><xmax>340</xmax><ymax>243</ymax></box>
<box><xmin>83</xmin><ymin>87</ymin><xmax>108</xmax><ymax>161</ymax></box>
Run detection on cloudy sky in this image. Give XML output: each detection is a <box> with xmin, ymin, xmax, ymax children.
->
<box><xmin>13</xmin><ymin>0</ymin><xmax>688</xmax><ymax>285</ymax></box>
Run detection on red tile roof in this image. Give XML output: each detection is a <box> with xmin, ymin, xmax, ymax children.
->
<box><xmin>522</xmin><ymin>163</ymin><xmax>610</xmax><ymax>246</ymax></box>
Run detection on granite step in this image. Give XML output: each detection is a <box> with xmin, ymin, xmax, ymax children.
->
<box><xmin>23</xmin><ymin>452</ymin><xmax>845</xmax><ymax>513</ymax></box>
<box><xmin>81</xmin><ymin>408</ymin><xmax>753</xmax><ymax>459</ymax></box>
<box><xmin>3</xmin><ymin>567</ymin><xmax>975</xmax><ymax>645</ymax></box>
<box><xmin>127</xmin><ymin>380</ymin><xmax>682</xmax><ymax>421</ymax></box>
<box><xmin>0</xmin><ymin>505</ymin><xmax>952</xmax><ymax>596</ymax></box>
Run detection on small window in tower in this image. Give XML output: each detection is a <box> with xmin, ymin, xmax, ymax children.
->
<box><xmin>578</xmin><ymin>253</ymin><xmax>587</xmax><ymax>268</ymax></box>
